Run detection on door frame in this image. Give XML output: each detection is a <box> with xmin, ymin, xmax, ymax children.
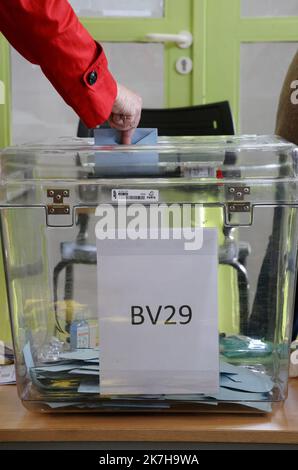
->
<box><xmin>205</xmin><ymin>0</ymin><xmax>298</xmax><ymax>132</ymax></box>
<box><xmin>0</xmin><ymin>37</ymin><xmax>11</xmax><ymax>148</ymax></box>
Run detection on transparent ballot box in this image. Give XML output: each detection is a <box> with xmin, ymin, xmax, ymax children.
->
<box><xmin>0</xmin><ymin>135</ymin><xmax>297</xmax><ymax>413</ymax></box>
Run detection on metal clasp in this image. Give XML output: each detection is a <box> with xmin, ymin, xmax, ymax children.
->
<box><xmin>228</xmin><ymin>186</ymin><xmax>250</xmax><ymax>201</ymax></box>
<box><xmin>46</xmin><ymin>189</ymin><xmax>72</xmax><ymax>227</ymax></box>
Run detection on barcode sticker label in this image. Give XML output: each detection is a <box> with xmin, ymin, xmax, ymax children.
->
<box><xmin>112</xmin><ymin>189</ymin><xmax>159</xmax><ymax>203</ymax></box>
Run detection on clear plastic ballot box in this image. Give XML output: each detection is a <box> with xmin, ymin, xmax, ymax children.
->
<box><xmin>0</xmin><ymin>135</ymin><xmax>297</xmax><ymax>413</ymax></box>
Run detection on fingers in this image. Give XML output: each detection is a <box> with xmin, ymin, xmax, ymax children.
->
<box><xmin>108</xmin><ymin>84</ymin><xmax>142</xmax><ymax>144</ymax></box>
<box><xmin>121</xmin><ymin>129</ymin><xmax>135</xmax><ymax>145</ymax></box>
<box><xmin>109</xmin><ymin>113</ymin><xmax>136</xmax><ymax>131</ymax></box>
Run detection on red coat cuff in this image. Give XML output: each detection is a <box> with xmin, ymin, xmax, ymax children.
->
<box><xmin>69</xmin><ymin>44</ymin><xmax>117</xmax><ymax>128</ymax></box>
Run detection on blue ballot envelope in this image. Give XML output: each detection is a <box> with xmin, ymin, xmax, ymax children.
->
<box><xmin>94</xmin><ymin>128</ymin><xmax>158</xmax><ymax>146</ymax></box>
<box><xmin>92</xmin><ymin>128</ymin><xmax>161</xmax><ymax>178</ymax></box>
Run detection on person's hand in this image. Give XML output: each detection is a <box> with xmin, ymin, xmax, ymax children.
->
<box><xmin>108</xmin><ymin>84</ymin><xmax>142</xmax><ymax>145</ymax></box>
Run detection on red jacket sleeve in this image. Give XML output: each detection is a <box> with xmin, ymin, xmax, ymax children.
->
<box><xmin>0</xmin><ymin>0</ymin><xmax>117</xmax><ymax>128</ymax></box>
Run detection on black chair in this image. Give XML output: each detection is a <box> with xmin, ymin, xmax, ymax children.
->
<box><xmin>77</xmin><ymin>101</ymin><xmax>235</xmax><ymax>138</ymax></box>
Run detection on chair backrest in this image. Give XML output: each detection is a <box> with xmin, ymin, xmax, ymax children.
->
<box><xmin>77</xmin><ymin>101</ymin><xmax>235</xmax><ymax>138</ymax></box>
<box><xmin>138</xmin><ymin>101</ymin><xmax>235</xmax><ymax>136</ymax></box>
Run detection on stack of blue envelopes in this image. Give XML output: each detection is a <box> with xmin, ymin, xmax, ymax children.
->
<box><xmin>26</xmin><ymin>345</ymin><xmax>274</xmax><ymax>412</ymax></box>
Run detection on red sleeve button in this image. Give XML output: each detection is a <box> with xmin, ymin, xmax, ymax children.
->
<box><xmin>87</xmin><ymin>70</ymin><xmax>98</xmax><ymax>86</ymax></box>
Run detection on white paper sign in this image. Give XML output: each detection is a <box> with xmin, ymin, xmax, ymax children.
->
<box><xmin>97</xmin><ymin>229</ymin><xmax>219</xmax><ymax>395</ymax></box>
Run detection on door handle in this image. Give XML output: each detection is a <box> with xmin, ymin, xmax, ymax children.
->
<box><xmin>145</xmin><ymin>30</ymin><xmax>193</xmax><ymax>49</ymax></box>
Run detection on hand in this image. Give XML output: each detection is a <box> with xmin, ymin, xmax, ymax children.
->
<box><xmin>109</xmin><ymin>84</ymin><xmax>142</xmax><ymax>145</ymax></box>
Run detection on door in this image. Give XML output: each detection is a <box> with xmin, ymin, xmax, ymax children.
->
<box><xmin>0</xmin><ymin>0</ymin><xmax>205</xmax><ymax>147</ymax></box>
<box><xmin>205</xmin><ymin>0</ymin><xmax>298</xmax><ymax>134</ymax></box>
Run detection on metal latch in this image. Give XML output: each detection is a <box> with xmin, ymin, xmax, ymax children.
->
<box><xmin>228</xmin><ymin>186</ymin><xmax>250</xmax><ymax>201</ymax></box>
<box><xmin>47</xmin><ymin>189</ymin><xmax>70</xmax><ymax>214</ymax></box>
<box><xmin>228</xmin><ymin>203</ymin><xmax>251</xmax><ymax>213</ymax></box>
<box><xmin>47</xmin><ymin>205</ymin><xmax>70</xmax><ymax>215</ymax></box>
<box><xmin>226</xmin><ymin>203</ymin><xmax>253</xmax><ymax>226</ymax></box>
<box><xmin>46</xmin><ymin>189</ymin><xmax>72</xmax><ymax>227</ymax></box>
<box><xmin>226</xmin><ymin>186</ymin><xmax>252</xmax><ymax>226</ymax></box>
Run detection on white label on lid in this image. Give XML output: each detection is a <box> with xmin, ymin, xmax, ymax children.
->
<box><xmin>97</xmin><ymin>228</ymin><xmax>219</xmax><ymax>396</ymax></box>
<box><xmin>112</xmin><ymin>189</ymin><xmax>159</xmax><ymax>203</ymax></box>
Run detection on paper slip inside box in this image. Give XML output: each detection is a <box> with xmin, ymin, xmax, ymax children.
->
<box><xmin>0</xmin><ymin>364</ymin><xmax>16</xmax><ymax>384</ymax></box>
